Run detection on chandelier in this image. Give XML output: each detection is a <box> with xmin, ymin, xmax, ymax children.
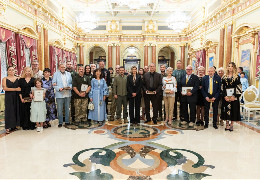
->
<box><xmin>77</xmin><ymin>8</ymin><xmax>99</xmax><ymax>33</ymax></box>
<box><xmin>167</xmin><ymin>11</ymin><xmax>191</xmax><ymax>32</ymax></box>
<box><xmin>112</xmin><ymin>0</ymin><xmax>155</xmax><ymax>10</ymax></box>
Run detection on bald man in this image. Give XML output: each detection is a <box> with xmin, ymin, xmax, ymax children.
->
<box><xmin>201</xmin><ymin>67</ymin><xmax>221</xmax><ymax>129</ymax></box>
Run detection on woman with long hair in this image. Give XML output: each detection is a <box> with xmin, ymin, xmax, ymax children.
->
<box><xmin>127</xmin><ymin>66</ymin><xmax>142</xmax><ymax>124</ymax></box>
<box><xmin>88</xmin><ymin>68</ymin><xmax>108</xmax><ymax>125</ymax></box>
<box><xmin>2</xmin><ymin>66</ymin><xmax>20</xmax><ymax>133</ymax></box>
<box><xmin>139</xmin><ymin>68</ymin><xmax>145</xmax><ymax>120</ymax></box>
<box><xmin>18</xmin><ymin>67</ymin><xmax>36</xmax><ymax>130</ymax></box>
<box><xmin>84</xmin><ymin>65</ymin><xmax>93</xmax><ymax>79</ymax></box>
<box><xmin>222</xmin><ymin>62</ymin><xmax>242</xmax><ymax>131</ymax></box>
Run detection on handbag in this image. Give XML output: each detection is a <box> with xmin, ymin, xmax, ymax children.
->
<box><xmin>88</xmin><ymin>102</ymin><xmax>95</xmax><ymax>110</ymax></box>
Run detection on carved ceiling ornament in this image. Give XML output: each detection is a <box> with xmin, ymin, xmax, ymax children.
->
<box><xmin>145</xmin><ymin>20</ymin><xmax>156</xmax><ymax>33</ymax></box>
<box><xmin>108</xmin><ymin>20</ymin><xmax>119</xmax><ymax>33</ymax></box>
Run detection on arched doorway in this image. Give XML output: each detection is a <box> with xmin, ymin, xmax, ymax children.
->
<box><xmin>158</xmin><ymin>46</ymin><xmax>175</xmax><ymax>71</ymax></box>
<box><xmin>122</xmin><ymin>46</ymin><xmax>141</xmax><ymax>73</ymax></box>
<box><xmin>89</xmin><ymin>46</ymin><xmax>106</xmax><ymax>67</ymax></box>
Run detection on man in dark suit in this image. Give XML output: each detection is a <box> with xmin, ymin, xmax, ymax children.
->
<box><xmin>201</xmin><ymin>67</ymin><xmax>222</xmax><ymax>129</ymax></box>
<box><xmin>179</xmin><ymin>65</ymin><xmax>199</xmax><ymax>127</ymax></box>
<box><xmin>143</xmin><ymin>63</ymin><xmax>162</xmax><ymax>124</ymax></box>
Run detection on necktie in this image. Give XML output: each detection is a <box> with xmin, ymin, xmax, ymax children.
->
<box><xmin>209</xmin><ymin>77</ymin><xmax>213</xmax><ymax>95</ymax></box>
<box><xmin>150</xmin><ymin>74</ymin><xmax>154</xmax><ymax>88</ymax></box>
<box><xmin>186</xmin><ymin>76</ymin><xmax>189</xmax><ymax>84</ymax></box>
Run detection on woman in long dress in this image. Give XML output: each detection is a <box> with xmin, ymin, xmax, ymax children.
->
<box><xmin>2</xmin><ymin>66</ymin><xmax>20</xmax><ymax>134</ymax></box>
<box><xmin>42</xmin><ymin>68</ymin><xmax>56</xmax><ymax>128</ymax></box>
<box><xmin>222</xmin><ymin>62</ymin><xmax>242</xmax><ymax>131</ymax></box>
<box><xmin>89</xmin><ymin>68</ymin><xmax>108</xmax><ymax>125</ymax></box>
<box><xmin>18</xmin><ymin>67</ymin><xmax>35</xmax><ymax>130</ymax></box>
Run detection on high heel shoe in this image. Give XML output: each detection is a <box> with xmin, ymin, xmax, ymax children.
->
<box><xmin>225</xmin><ymin>125</ymin><xmax>230</xmax><ymax>131</ymax></box>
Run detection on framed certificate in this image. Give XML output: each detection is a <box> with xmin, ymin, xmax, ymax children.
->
<box><xmin>24</xmin><ymin>97</ymin><xmax>32</xmax><ymax>103</ymax></box>
<box><xmin>226</xmin><ymin>88</ymin><xmax>234</xmax><ymax>97</ymax></box>
<box><xmin>81</xmin><ymin>84</ymin><xmax>88</xmax><ymax>92</ymax></box>
<box><xmin>34</xmin><ymin>90</ymin><xmax>44</xmax><ymax>102</ymax></box>
<box><xmin>165</xmin><ymin>84</ymin><xmax>174</xmax><ymax>93</ymax></box>
<box><xmin>182</xmin><ymin>87</ymin><xmax>193</xmax><ymax>95</ymax></box>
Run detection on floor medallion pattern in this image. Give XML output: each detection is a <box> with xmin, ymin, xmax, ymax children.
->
<box><xmin>64</xmin><ymin>123</ymin><xmax>215</xmax><ymax>179</ymax></box>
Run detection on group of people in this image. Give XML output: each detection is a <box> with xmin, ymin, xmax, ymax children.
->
<box><xmin>2</xmin><ymin>58</ymin><xmax>245</xmax><ymax>133</ymax></box>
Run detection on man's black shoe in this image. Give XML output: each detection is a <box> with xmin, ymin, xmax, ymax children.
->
<box><xmin>153</xmin><ymin>119</ymin><xmax>157</xmax><ymax>124</ymax></box>
<box><xmin>213</xmin><ymin>125</ymin><xmax>218</xmax><ymax>129</ymax></box>
<box><xmin>58</xmin><ymin>124</ymin><xmax>62</xmax><ymax>128</ymax></box>
<box><xmin>144</xmin><ymin>120</ymin><xmax>151</xmax><ymax>123</ymax></box>
<box><xmin>204</xmin><ymin>124</ymin><xmax>208</xmax><ymax>128</ymax></box>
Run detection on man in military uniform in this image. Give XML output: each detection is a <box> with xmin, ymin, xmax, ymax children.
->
<box><xmin>72</xmin><ymin>66</ymin><xmax>91</xmax><ymax>125</ymax></box>
<box><xmin>110</xmin><ymin>65</ymin><xmax>120</xmax><ymax>121</ymax></box>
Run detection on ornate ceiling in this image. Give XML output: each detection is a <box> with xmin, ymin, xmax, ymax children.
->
<box><xmin>54</xmin><ymin>0</ymin><xmax>220</xmax><ymax>23</ymax></box>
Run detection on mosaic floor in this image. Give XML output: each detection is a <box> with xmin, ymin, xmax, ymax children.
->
<box><xmin>0</xmin><ymin>117</ymin><xmax>260</xmax><ymax>179</ymax></box>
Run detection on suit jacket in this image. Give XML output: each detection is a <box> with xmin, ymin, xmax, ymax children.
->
<box><xmin>143</xmin><ymin>72</ymin><xmax>162</xmax><ymax>95</ymax></box>
<box><xmin>52</xmin><ymin>71</ymin><xmax>72</xmax><ymax>98</ymax></box>
<box><xmin>127</xmin><ymin>74</ymin><xmax>142</xmax><ymax>98</ymax></box>
<box><xmin>201</xmin><ymin>75</ymin><xmax>221</xmax><ymax>100</ymax></box>
<box><xmin>179</xmin><ymin>74</ymin><xmax>199</xmax><ymax>103</ymax></box>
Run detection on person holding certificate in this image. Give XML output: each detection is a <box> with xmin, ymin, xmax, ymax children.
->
<box><xmin>30</xmin><ymin>78</ymin><xmax>47</xmax><ymax>132</ymax></box>
<box><xmin>53</xmin><ymin>63</ymin><xmax>72</xmax><ymax>128</ymax></box>
<box><xmin>162</xmin><ymin>67</ymin><xmax>177</xmax><ymax>125</ymax></box>
<box><xmin>73</xmin><ymin>66</ymin><xmax>91</xmax><ymax>125</ymax></box>
<box><xmin>201</xmin><ymin>67</ymin><xmax>222</xmax><ymax>129</ymax></box>
<box><xmin>179</xmin><ymin>65</ymin><xmax>199</xmax><ymax>127</ymax></box>
<box><xmin>18</xmin><ymin>67</ymin><xmax>35</xmax><ymax>130</ymax></box>
<box><xmin>222</xmin><ymin>62</ymin><xmax>242</xmax><ymax>131</ymax></box>
<box><xmin>143</xmin><ymin>63</ymin><xmax>162</xmax><ymax>124</ymax></box>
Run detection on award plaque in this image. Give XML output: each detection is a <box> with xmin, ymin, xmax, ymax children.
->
<box><xmin>147</xmin><ymin>91</ymin><xmax>156</xmax><ymax>95</ymax></box>
<box><xmin>34</xmin><ymin>89</ymin><xmax>44</xmax><ymax>102</ymax></box>
<box><xmin>182</xmin><ymin>87</ymin><xmax>193</xmax><ymax>95</ymax></box>
<box><xmin>81</xmin><ymin>84</ymin><xmax>88</xmax><ymax>92</ymax></box>
<box><xmin>63</xmin><ymin>86</ymin><xmax>71</xmax><ymax>90</ymax></box>
<box><xmin>24</xmin><ymin>97</ymin><xmax>32</xmax><ymax>103</ymax></box>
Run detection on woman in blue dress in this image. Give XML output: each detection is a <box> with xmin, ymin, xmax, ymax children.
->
<box><xmin>89</xmin><ymin>68</ymin><xmax>108</xmax><ymax>125</ymax></box>
<box><xmin>42</xmin><ymin>68</ymin><xmax>57</xmax><ymax>128</ymax></box>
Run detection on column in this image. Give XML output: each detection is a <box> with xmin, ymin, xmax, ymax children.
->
<box><xmin>36</xmin><ymin>25</ymin><xmax>43</xmax><ymax>69</ymax></box>
<box><xmin>226</xmin><ymin>25</ymin><xmax>233</xmax><ymax>68</ymax></box>
<box><xmin>152</xmin><ymin>45</ymin><xmax>156</xmax><ymax>65</ymax></box>
<box><xmin>90</xmin><ymin>52</ymin><xmax>93</xmax><ymax>64</ymax></box>
<box><xmin>181</xmin><ymin>45</ymin><xmax>185</xmax><ymax>69</ymax></box>
<box><xmin>219</xmin><ymin>28</ymin><xmax>225</xmax><ymax>68</ymax></box>
<box><xmin>79</xmin><ymin>44</ymin><xmax>84</xmax><ymax>65</ymax></box>
<box><xmin>116</xmin><ymin>45</ymin><xmax>120</xmax><ymax>66</ymax></box>
<box><xmin>144</xmin><ymin>45</ymin><xmax>148</xmax><ymax>66</ymax></box>
<box><xmin>43</xmin><ymin>28</ymin><xmax>49</xmax><ymax>68</ymax></box>
<box><xmin>108</xmin><ymin>45</ymin><xmax>112</xmax><ymax>68</ymax></box>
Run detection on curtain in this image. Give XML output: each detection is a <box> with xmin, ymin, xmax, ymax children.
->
<box><xmin>6</xmin><ymin>32</ymin><xmax>18</xmax><ymax>75</ymax></box>
<box><xmin>29</xmin><ymin>39</ymin><xmax>37</xmax><ymax>64</ymax></box>
<box><xmin>256</xmin><ymin>31</ymin><xmax>260</xmax><ymax>78</ymax></box>
<box><xmin>49</xmin><ymin>46</ymin><xmax>56</xmax><ymax>75</ymax></box>
<box><xmin>16</xmin><ymin>33</ymin><xmax>26</xmax><ymax>75</ymax></box>
<box><xmin>0</xmin><ymin>42</ymin><xmax>7</xmax><ymax>91</ymax></box>
<box><xmin>201</xmin><ymin>49</ymin><xmax>206</xmax><ymax>68</ymax></box>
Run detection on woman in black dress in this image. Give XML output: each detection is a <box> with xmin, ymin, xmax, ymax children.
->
<box><xmin>18</xmin><ymin>67</ymin><xmax>35</xmax><ymax>130</ymax></box>
<box><xmin>196</xmin><ymin>66</ymin><xmax>205</xmax><ymax>126</ymax></box>
<box><xmin>127</xmin><ymin>66</ymin><xmax>142</xmax><ymax>124</ymax></box>
<box><xmin>222</xmin><ymin>62</ymin><xmax>242</xmax><ymax>131</ymax></box>
<box><xmin>2</xmin><ymin>66</ymin><xmax>20</xmax><ymax>134</ymax></box>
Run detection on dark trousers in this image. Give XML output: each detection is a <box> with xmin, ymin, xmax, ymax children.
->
<box><xmin>174</xmin><ymin>91</ymin><xmax>183</xmax><ymax>120</ymax></box>
<box><xmin>204</xmin><ymin>95</ymin><xmax>219</xmax><ymax>125</ymax></box>
<box><xmin>158</xmin><ymin>95</ymin><xmax>163</xmax><ymax>118</ymax></box>
<box><xmin>144</xmin><ymin>94</ymin><xmax>159</xmax><ymax>121</ymax></box>
<box><xmin>129</xmin><ymin>96</ymin><xmax>141</xmax><ymax>124</ymax></box>
<box><xmin>181</xmin><ymin>98</ymin><xmax>196</xmax><ymax>123</ymax></box>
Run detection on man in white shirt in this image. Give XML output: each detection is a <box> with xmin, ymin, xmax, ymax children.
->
<box><xmin>32</xmin><ymin>60</ymin><xmax>43</xmax><ymax>79</ymax></box>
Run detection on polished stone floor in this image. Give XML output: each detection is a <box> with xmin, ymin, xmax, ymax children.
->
<box><xmin>0</xmin><ymin>118</ymin><xmax>260</xmax><ymax>179</ymax></box>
